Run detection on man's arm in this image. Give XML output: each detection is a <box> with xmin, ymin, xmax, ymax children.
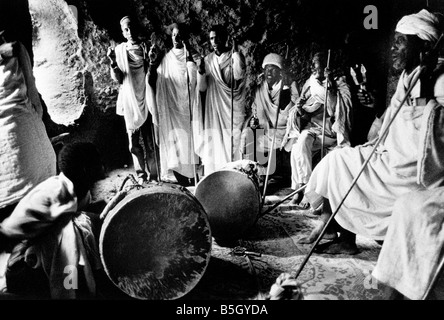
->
<box><xmin>197</xmin><ymin>56</ymin><xmax>208</xmax><ymax>92</ymax></box>
<box><xmin>107</xmin><ymin>46</ymin><xmax>123</xmax><ymax>84</ymax></box>
<box><xmin>232</xmin><ymin>51</ymin><xmax>246</xmax><ymax>81</ymax></box>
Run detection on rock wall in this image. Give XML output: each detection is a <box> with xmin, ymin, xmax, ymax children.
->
<box><xmin>11</xmin><ymin>0</ymin><xmax>444</xmax><ymax>169</ymax></box>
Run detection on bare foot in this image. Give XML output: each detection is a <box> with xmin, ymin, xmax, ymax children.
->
<box><xmin>296</xmin><ymin>201</ymin><xmax>310</xmax><ymax>210</ymax></box>
<box><xmin>298</xmin><ymin>223</ymin><xmax>337</xmax><ymax>244</ymax></box>
<box><xmin>313</xmin><ymin>237</ymin><xmax>358</xmax><ymax>255</ymax></box>
<box><xmin>289</xmin><ymin>192</ymin><xmax>303</xmax><ymax>205</ymax></box>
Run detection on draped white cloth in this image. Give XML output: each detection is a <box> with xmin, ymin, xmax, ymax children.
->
<box><xmin>146</xmin><ymin>48</ymin><xmax>198</xmax><ymax>178</ymax></box>
<box><xmin>395</xmin><ymin>9</ymin><xmax>441</xmax><ymax>44</ymax></box>
<box><xmin>0</xmin><ymin>173</ymin><xmax>101</xmax><ymax>299</ymax></box>
<box><xmin>193</xmin><ymin>51</ymin><xmax>247</xmax><ymax>175</ymax></box>
<box><xmin>115</xmin><ymin>42</ymin><xmax>149</xmax><ymax>131</ymax></box>
<box><xmin>304</xmin><ymin>67</ymin><xmax>444</xmax><ymax>240</ymax></box>
<box><xmin>0</xmin><ymin>42</ymin><xmax>56</xmax><ymax>209</ymax></box>
<box><xmin>283</xmin><ymin>75</ymin><xmax>352</xmax><ymax>151</ymax></box>
<box><xmin>372</xmin><ymin>187</ymin><xmax>444</xmax><ymax>300</ymax></box>
<box><xmin>240</xmin><ymin>80</ymin><xmax>299</xmax><ymax>157</ymax></box>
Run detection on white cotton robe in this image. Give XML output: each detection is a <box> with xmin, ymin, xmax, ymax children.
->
<box><xmin>193</xmin><ymin>51</ymin><xmax>247</xmax><ymax>175</ymax></box>
<box><xmin>115</xmin><ymin>42</ymin><xmax>149</xmax><ymax>131</ymax></box>
<box><xmin>149</xmin><ymin>48</ymin><xmax>198</xmax><ymax>178</ymax></box>
<box><xmin>304</xmin><ymin>66</ymin><xmax>444</xmax><ymax>240</ymax></box>
<box><xmin>0</xmin><ymin>42</ymin><xmax>56</xmax><ymax>209</ymax></box>
<box><xmin>372</xmin><ymin>187</ymin><xmax>444</xmax><ymax>300</ymax></box>
<box><xmin>243</xmin><ymin>80</ymin><xmax>297</xmax><ymax>153</ymax></box>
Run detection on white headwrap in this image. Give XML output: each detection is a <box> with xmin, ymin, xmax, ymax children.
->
<box><xmin>395</xmin><ymin>9</ymin><xmax>441</xmax><ymax>44</ymax></box>
<box><xmin>262</xmin><ymin>53</ymin><xmax>284</xmax><ymax>69</ymax></box>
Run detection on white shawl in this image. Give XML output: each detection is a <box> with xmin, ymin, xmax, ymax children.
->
<box><xmin>115</xmin><ymin>42</ymin><xmax>149</xmax><ymax>131</ymax></box>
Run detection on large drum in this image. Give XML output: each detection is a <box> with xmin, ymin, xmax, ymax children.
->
<box><xmin>194</xmin><ymin>160</ymin><xmax>262</xmax><ymax>242</ymax></box>
<box><xmin>99</xmin><ymin>183</ymin><xmax>212</xmax><ymax>300</ymax></box>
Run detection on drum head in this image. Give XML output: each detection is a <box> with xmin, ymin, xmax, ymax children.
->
<box><xmin>194</xmin><ymin>170</ymin><xmax>261</xmax><ymax>241</ymax></box>
<box><xmin>99</xmin><ymin>186</ymin><xmax>212</xmax><ymax>300</ymax></box>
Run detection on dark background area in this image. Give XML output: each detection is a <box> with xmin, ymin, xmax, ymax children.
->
<box><xmin>1</xmin><ymin>0</ymin><xmax>444</xmax><ymax>169</ymax></box>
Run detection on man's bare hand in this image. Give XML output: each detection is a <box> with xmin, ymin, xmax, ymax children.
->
<box><xmin>0</xmin><ymin>41</ymin><xmax>17</xmax><ymax>59</ymax></box>
<box><xmin>357</xmin><ymin>88</ymin><xmax>375</xmax><ymax>108</ymax></box>
<box><xmin>148</xmin><ymin>44</ymin><xmax>158</xmax><ymax>63</ymax></box>
<box><xmin>197</xmin><ymin>56</ymin><xmax>205</xmax><ymax>74</ymax></box>
<box><xmin>295</xmin><ymin>97</ymin><xmax>306</xmax><ymax>113</ymax></box>
<box><xmin>106</xmin><ymin>46</ymin><xmax>116</xmax><ymax>65</ymax></box>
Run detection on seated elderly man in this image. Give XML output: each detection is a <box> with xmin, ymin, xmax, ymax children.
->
<box><xmin>283</xmin><ymin>52</ymin><xmax>352</xmax><ymax>206</ymax></box>
<box><xmin>0</xmin><ymin>142</ymin><xmax>106</xmax><ymax>299</ymax></box>
<box><xmin>301</xmin><ymin>9</ymin><xmax>444</xmax><ymax>256</ymax></box>
<box><xmin>240</xmin><ymin>53</ymin><xmax>299</xmax><ymax>182</ymax></box>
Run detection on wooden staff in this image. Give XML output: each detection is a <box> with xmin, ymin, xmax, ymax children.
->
<box><xmin>261</xmin><ymin>44</ymin><xmax>289</xmax><ymax>206</ymax></box>
<box><xmin>320</xmin><ymin>49</ymin><xmax>331</xmax><ymax>159</ymax></box>
<box><xmin>291</xmin><ymin>33</ymin><xmax>444</xmax><ymax>282</ymax></box>
<box><xmin>145</xmin><ymin>37</ymin><xmax>161</xmax><ymax>182</ymax></box>
<box><xmin>230</xmin><ymin>40</ymin><xmax>235</xmax><ymax>162</ymax></box>
<box><xmin>183</xmin><ymin>41</ymin><xmax>199</xmax><ymax>186</ymax></box>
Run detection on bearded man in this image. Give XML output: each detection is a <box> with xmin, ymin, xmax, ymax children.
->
<box><xmin>301</xmin><ymin>9</ymin><xmax>444</xmax><ymax>263</ymax></box>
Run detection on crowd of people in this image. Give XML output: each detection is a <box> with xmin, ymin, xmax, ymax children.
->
<box><xmin>0</xmin><ymin>3</ymin><xmax>443</xmax><ymax>300</ymax></box>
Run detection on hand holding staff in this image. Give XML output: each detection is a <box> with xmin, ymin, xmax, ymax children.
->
<box><xmin>320</xmin><ymin>49</ymin><xmax>331</xmax><ymax>159</ymax></box>
<box><xmin>261</xmin><ymin>44</ymin><xmax>290</xmax><ymax>206</ymax></box>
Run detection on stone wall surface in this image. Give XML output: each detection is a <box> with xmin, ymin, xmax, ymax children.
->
<box><xmin>6</xmin><ymin>0</ymin><xmax>443</xmax><ymax>169</ymax></box>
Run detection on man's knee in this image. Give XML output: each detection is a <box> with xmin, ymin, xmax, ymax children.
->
<box><xmin>292</xmin><ymin>131</ymin><xmax>313</xmax><ymax>153</ymax></box>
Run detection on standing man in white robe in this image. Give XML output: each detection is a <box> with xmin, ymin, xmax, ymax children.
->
<box><xmin>194</xmin><ymin>24</ymin><xmax>247</xmax><ymax>175</ymax></box>
<box><xmin>301</xmin><ymin>9</ymin><xmax>444</xmax><ymax>256</ymax></box>
<box><xmin>107</xmin><ymin>16</ymin><xmax>159</xmax><ymax>184</ymax></box>
<box><xmin>146</xmin><ymin>23</ymin><xmax>198</xmax><ymax>186</ymax></box>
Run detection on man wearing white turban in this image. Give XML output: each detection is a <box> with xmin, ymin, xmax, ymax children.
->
<box><xmin>300</xmin><ymin>7</ymin><xmax>444</xmax><ymax>276</ymax></box>
<box><xmin>240</xmin><ymin>53</ymin><xmax>299</xmax><ymax>181</ymax></box>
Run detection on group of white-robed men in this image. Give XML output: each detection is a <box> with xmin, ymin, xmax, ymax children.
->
<box><xmin>109</xmin><ymin>10</ymin><xmax>444</xmax><ymax>300</ymax></box>
<box><xmin>1</xmin><ymin>8</ymin><xmax>442</xmax><ymax>300</ymax></box>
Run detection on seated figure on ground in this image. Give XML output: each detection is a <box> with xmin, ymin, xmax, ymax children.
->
<box><xmin>300</xmin><ymin>9</ymin><xmax>444</xmax><ymax>257</ymax></box>
<box><xmin>0</xmin><ymin>142</ymin><xmax>112</xmax><ymax>299</ymax></box>
<box><xmin>283</xmin><ymin>52</ymin><xmax>352</xmax><ymax>206</ymax></box>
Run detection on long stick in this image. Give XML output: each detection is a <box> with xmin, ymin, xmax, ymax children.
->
<box><xmin>292</xmin><ymin>63</ymin><xmax>426</xmax><ymax>281</ymax></box>
<box><xmin>150</xmin><ymin>120</ymin><xmax>161</xmax><ymax>182</ymax></box>
<box><xmin>184</xmin><ymin>42</ymin><xmax>199</xmax><ymax>185</ymax></box>
<box><xmin>320</xmin><ymin>49</ymin><xmax>331</xmax><ymax>159</ymax></box>
<box><xmin>261</xmin><ymin>44</ymin><xmax>289</xmax><ymax>206</ymax></box>
<box><xmin>231</xmin><ymin>44</ymin><xmax>235</xmax><ymax>162</ymax></box>
<box><xmin>260</xmin><ymin>184</ymin><xmax>307</xmax><ymax>217</ymax></box>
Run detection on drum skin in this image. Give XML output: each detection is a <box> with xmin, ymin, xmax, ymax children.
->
<box><xmin>99</xmin><ymin>185</ymin><xmax>212</xmax><ymax>300</ymax></box>
<box><xmin>194</xmin><ymin>169</ymin><xmax>261</xmax><ymax>241</ymax></box>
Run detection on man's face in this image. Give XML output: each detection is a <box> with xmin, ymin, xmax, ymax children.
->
<box><xmin>391</xmin><ymin>32</ymin><xmax>419</xmax><ymax>72</ymax></box>
<box><xmin>121</xmin><ymin>19</ymin><xmax>138</xmax><ymax>44</ymax></box>
<box><xmin>311</xmin><ymin>58</ymin><xmax>325</xmax><ymax>80</ymax></box>
<box><xmin>210</xmin><ymin>30</ymin><xmax>226</xmax><ymax>54</ymax></box>
<box><xmin>172</xmin><ymin>27</ymin><xmax>183</xmax><ymax>49</ymax></box>
<box><xmin>264</xmin><ymin>64</ymin><xmax>281</xmax><ymax>86</ymax></box>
